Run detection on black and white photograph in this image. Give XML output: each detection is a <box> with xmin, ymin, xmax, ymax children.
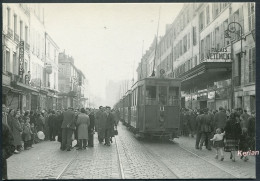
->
<box><xmin>1</xmin><ymin>2</ymin><xmax>257</xmax><ymax>179</ymax></box>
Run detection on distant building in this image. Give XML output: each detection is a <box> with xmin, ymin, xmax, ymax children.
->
<box><xmin>58</xmin><ymin>51</ymin><xmax>87</xmax><ymax>109</ymax></box>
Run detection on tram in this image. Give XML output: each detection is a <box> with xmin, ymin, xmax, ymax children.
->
<box><xmin>115</xmin><ymin>76</ymin><xmax>181</xmax><ymax>139</ymax></box>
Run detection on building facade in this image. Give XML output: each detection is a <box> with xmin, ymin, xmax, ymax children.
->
<box><xmin>2</xmin><ymin>3</ymin><xmax>62</xmax><ymax>112</ymax></box>
<box><xmin>58</xmin><ymin>51</ymin><xmax>87</xmax><ymax>109</ymax></box>
<box><xmin>136</xmin><ymin>2</ymin><xmax>255</xmax><ymax>113</ymax></box>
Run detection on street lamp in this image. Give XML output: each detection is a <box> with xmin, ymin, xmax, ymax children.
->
<box><xmin>224</xmin><ymin>22</ymin><xmax>246</xmax><ymax>109</ymax></box>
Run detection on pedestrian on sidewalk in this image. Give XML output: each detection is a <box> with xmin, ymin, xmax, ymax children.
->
<box><xmin>95</xmin><ymin>106</ymin><xmax>106</xmax><ymax>143</ymax></box>
<box><xmin>11</xmin><ymin>110</ymin><xmax>23</xmax><ymax>154</ymax></box>
<box><xmin>224</xmin><ymin>112</ymin><xmax>242</xmax><ymax>162</ymax></box>
<box><xmin>22</xmin><ymin>117</ymin><xmax>33</xmax><ymax>150</ymax></box>
<box><xmin>48</xmin><ymin>110</ymin><xmax>56</xmax><ymax>141</ymax></box>
<box><xmin>210</xmin><ymin>128</ymin><xmax>225</xmax><ymax>161</ymax></box>
<box><xmin>104</xmin><ymin>106</ymin><xmax>115</xmax><ymax>146</ymax></box>
<box><xmin>61</xmin><ymin>107</ymin><xmax>76</xmax><ymax>151</ymax></box>
<box><xmin>195</xmin><ymin>110</ymin><xmax>204</xmax><ymax>149</ymax></box>
<box><xmin>247</xmin><ymin>111</ymin><xmax>255</xmax><ymax>150</ymax></box>
<box><xmin>2</xmin><ymin>123</ymin><xmax>15</xmax><ymax>180</ymax></box>
<box><xmin>199</xmin><ymin>108</ymin><xmax>213</xmax><ymax>150</ymax></box>
<box><xmin>239</xmin><ymin>128</ymin><xmax>250</xmax><ymax>161</ymax></box>
<box><xmin>76</xmin><ymin>108</ymin><xmax>90</xmax><ymax>150</ymax></box>
<box><xmin>87</xmin><ymin>108</ymin><xmax>95</xmax><ymax>147</ymax></box>
<box><xmin>214</xmin><ymin>106</ymin><xmax>227</xmax><ymax>132</ymax></box>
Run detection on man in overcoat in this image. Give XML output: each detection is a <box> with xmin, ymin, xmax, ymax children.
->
<box><xmin>87</xmin><ymin>109</ymin><xmax>95</xmax><ymax>147</ymax></box>
<box><xmin>105</xmin><ymin>106</ymin><xmax>116</xmax><ymax>146</ymax></box>
<box><xmin>214</xmin><ymin>106</ymin><xmax>227</xmax><ymax>132</ymax></box>
<box><xmin>61</xmin><ymin>107</ymin><xmax>76</xmax><ymax>151</ymax></box>
<box><xmin>95</xmin><ymin>106</ymin><xmax>106</xmax><ymax>143</ymax></box>
<box><xmin>199</xmin><ymin>108</ymin><xmax>214</xmax><ymax>150</ymax></box>
<box><xmin>195</xmin><ymin>110</ymin><xmax>204</xmax><ymax>149</ymax></box>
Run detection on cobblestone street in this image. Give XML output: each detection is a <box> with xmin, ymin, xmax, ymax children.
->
<box><xmin>7</xmin><ymin>123</ymin><xmax>256</xmax><ymax>179</ymax></box>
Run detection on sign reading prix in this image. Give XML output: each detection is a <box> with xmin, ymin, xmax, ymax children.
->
<box><xmin>19</xmin><ymin>41</ymin><xmax>24</xmax><ymax>76</ymax></box>
<box><xmin>207</xmin><ymin>47</ymin><xmax>231</xmax><ymax>61</ymax></box>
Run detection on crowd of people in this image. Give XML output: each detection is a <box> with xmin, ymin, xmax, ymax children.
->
<box><xmin>179</xmin><ymin>107</ymin><xmax>256</xmax><ymax>162</ymax></box>
<box><xmin>2</xmin><ymin>104</ymin><xmax>119</xmax><ymax>180</ymax></box>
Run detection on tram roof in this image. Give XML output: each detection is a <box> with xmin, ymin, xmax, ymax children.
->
<box><xmin>131</xmin><ymin>76</ymin><xmax>182</xmax><ymax>88</ymax></box>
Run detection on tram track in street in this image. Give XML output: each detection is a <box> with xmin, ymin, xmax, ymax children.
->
<box><xmin>176</xmin><ymin>143</ymin><xmax>239</xmax><ymax>178</ymax></box>
<box><xmin>56</xmin><ymin>149</ymin><xmax>79</xmax><ymax>179</ymax></box>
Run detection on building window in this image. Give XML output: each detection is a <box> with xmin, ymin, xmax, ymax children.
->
<box><xmin>187</xmin><ymin>33</ymin><xmax>190</xmax><ymax>50</ymax></box>
<box><xmin>193</xmin><ymin>26</ymin><xmax>197</xmax><ymax>46</ymax></box>
<box><xmin>13</xmin><ymin>52</ymin><xmax>17</xmax><ymax>75</ymax></box>
<box><xmin>20</xmin><ymin>20</ymin><xmax>23</xmax><ymax>40</ymax></box>
<box><xmin>6</xmin><ymin>50</ymin><xmax>10</xmax><ymax>72</ymax></box>
<box><xmin>206</xmin><ymin>34</ymin><xmax>211</xmax><ymax>57</ymax></box>
<box><xmin>199</xmin><ymin>11</ymin><xmax>205</xmax><ymax>31</ymax></box>
<box><xmin>206</xmin><ymin>5</ymin><xmax>210</xmax><ymax>25</ymax></box>
<box><xmin>25</xmin><ymin>26</ymin><xmax>28</xmax><ymax>44</ymax></box>
<box><xmin>7</xmin><ymin>7</ymin><xmax>11</xmax><ymax>28</ymax></box>
<box><xmin>183</xmin><ymin>35</ymin><xmax>187</xmax><ymax>53</ymax></box>
<box><xmin>201</xmin><ymin>39</ymin><xmax>204</xmax><ymax>61</ymax></box>
<box><xmin>14</xmin><ymin>14</ymin><xmax>17</xmax><ymax>34</ymax></box>
<box><xmin>215</xmin><ymin>27</ymin><xmax>220</xmax><ymax>49</ymax></box>
<box><xmin>223</xmin><ymin>19</ymin><xmax>229</xmax><ymax>46</ymax></box>
<box><xmin>194</xmin><ymin>55</ymin><xmax>197</xmax><ymax>66</ymax></box>
<box><xmin>180</xmin><ymin>40</ymin><xmax>183</xmax><ymax>56</ymax></box>
<box><xmin>248</xmin><ymin>2</ymin><xmax>255</xmax><ymax>31</ymax></box>
<box><xmin>249</xmin><ymin>47</ymin><xmax>255</xmax><ymax>83</ymax></box>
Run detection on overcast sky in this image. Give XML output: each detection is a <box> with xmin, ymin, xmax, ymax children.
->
<box><xmin>42</xmin><ymin>3</ymin><xmax>183</xmax><ymax>105</ymax></box>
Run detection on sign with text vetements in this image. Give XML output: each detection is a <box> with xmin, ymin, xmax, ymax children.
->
<box><xmin>19</xmin><ymin>41</ymin><xmax>24</xmax><ymax>76</ymax></box>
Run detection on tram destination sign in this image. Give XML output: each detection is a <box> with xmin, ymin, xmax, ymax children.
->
<box><xmin>207</xmin><ymin>47</ymin><xmax>231</xmax><ymax>60</ymax></box>
<box><xmin>19</xmin><ymin>41</ymin><xmax>24</xmax><ymax>76</ymax></box>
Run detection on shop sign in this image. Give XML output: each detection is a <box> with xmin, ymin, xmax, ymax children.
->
<box><xmin>19</xmin><ymin>41</ymin><xmax>24</xmax><ymax>76</ymax></box>
<box><xmin>207</xmin><ymin>47</ymin><xmax>231</xmax><ymax>60</ymax></box>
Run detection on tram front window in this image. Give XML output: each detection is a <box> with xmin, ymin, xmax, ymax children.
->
<box><xmin>158</xmin><ymin>86</ymin><xmax>167</xmax><ymax>105</ymax></box>
<box><xmin>146</xmin><ymin>86</ymin><xmax>156</xmax><ymax>105</ymax></box>
<box><xmin>169</xmin><ymin>87</ymin><xmax>179</xmax><ymax>106</ymax></box>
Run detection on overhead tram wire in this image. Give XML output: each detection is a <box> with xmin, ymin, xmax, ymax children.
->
<box><xmin>151</xmin><ymin>6</ymin><xmax>161</xmax><ymax>77</ymax></box>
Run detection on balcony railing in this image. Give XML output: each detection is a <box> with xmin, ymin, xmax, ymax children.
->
<box><xmin>7</xmin><ymin>28</ymin><xmax>13</xmax><ymax>38</ymax></box>
<box><xmin>233</xmin><ymin>75</ymin><xmax>241</xmax><ymax>87</ymax></box>
<box><xmin>14</xmin><ymin>33</ymin><xmax>19</xmax><ymax>43</ymax></box>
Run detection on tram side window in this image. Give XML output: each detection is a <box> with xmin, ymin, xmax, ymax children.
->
<box><xmin>169</xmin><ymin>87</ymin><xmax>179</xmax><ymax>106</ymax></box>
<box><xmin>146</xmin><ymin>86</ymin><xmax>156</xmax><ymax>105</ymax></box>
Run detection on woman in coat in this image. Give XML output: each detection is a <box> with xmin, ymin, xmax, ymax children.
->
<box><xmin>76</xmin><ymin>108</ymin><xmax>90</xmax><ymax>150</ymax></box>
<box><xmin>11</xmin><ymin>110</ymin><xmax>23</xmax><ymax>153</ymax></box>
<box><xmin>224</xmin><ymin>112</ymin><xmax>242</xmax><ymax>162</ymax></box>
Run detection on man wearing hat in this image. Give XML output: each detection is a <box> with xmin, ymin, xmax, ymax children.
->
<box><xmin>214</xmin><ymin>106</ymin><xmax>227</xmax><ymax>132</ymax></box>
<box><xmin>104</xmin><ymin>106</ymin><xmax>116</xmax><ymax>146</ymax></box>
<box><xmin>95</xmin><ymin>106</ymin><xmax>106</xmax><ymax>143</ymax></box>
<box><xmin>61</xmin><ymin>107</ymin><xmax>76</xmax><ymax>151</ymax></box>
<box><xmin>199</xmin><ymin>108</ymin><xmax>213</xmax><ymax>150</ymax></box>
<box><xmin>247</xmin><ymin>111</ymin><xmax>255</xmax><ymax>150</ymax></box>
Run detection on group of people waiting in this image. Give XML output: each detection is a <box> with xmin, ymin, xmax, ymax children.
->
<box><xmin>180</xmin><ymin>106</ymin><xmax>255</xmax><ymax>162</ymax></box>
<box><xmin>59</xmin><ymin>106</ymin><xmax>118</xmax><ymax>151</ymax></box>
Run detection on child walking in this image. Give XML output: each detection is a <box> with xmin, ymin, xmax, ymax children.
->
<box><xmin>210</xmin><ymin>128</ymin><xmax>225</xmax><ymax>161</ymax></box>
<box><xmin>23</xmin><ymin>117</ymin><xmax>33</xmax><ymax>150</ymax></box>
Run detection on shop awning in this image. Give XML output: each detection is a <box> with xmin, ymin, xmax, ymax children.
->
<box><xmin>14</xmin><ymin>81</ymin><xmax>39</xmax><ymax>93</ymax></box>
<box><xmin>2</xmin><ymin>85</ymin><xmax>23</xmax><ymax>94</ymax></box>
<box><xmin>180</xmin><ymin>62</ymin><xmax>232</xmax><ymax>90</ymax></box>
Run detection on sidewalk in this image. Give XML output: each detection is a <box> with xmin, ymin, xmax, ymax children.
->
<box><xmin>175</xmin><ymin>135</ymin><xmax>256</xmax><ymax>178</ymax></box>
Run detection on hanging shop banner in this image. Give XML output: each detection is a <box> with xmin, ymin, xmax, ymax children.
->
<box><xmin>19</xmin><ymin>41</ymin><xmax>25</xmax><ymax>76</ymax></box>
